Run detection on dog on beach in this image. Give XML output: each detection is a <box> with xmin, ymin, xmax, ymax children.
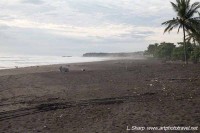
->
<box><xmin>59</xmin><ymin>66</ymin><xmax>69</xmax><ymax>72</ymax></box>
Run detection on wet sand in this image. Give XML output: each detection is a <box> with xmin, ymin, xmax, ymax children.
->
<box><xmin>0</xmin><ymin>59</ymin><xmax>199</xmax><ymax>133</ymax></box>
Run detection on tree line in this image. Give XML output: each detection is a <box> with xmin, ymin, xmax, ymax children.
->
<box><xmin>145</xmin><ymin>42</ymin><xmax>200</xmax><ymax>63</ymax></box>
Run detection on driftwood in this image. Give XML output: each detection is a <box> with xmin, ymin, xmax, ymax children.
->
<box><xmin>145</xmin><ymin>78</ymin><xmax>198</xmax><ymax>81</ymax></box>
<box><xmin>167</xmin><ymin>78</ymin><xmax>198</xmax><ymax>81</ymax></box>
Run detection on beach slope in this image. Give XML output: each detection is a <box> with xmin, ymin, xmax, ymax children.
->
<box><xmin>0</xmin><ymin>59</ymin><xmax>199</xmax><ymax>133</ymax></box>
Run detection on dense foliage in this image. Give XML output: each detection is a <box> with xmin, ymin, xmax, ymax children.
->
<box><xmin>162</xmin><ymin>0</ymin><xmax>200</xmax><ymax>64</ymax></box>
<box><xmin>145</xmin><ymin>42</ymin><xmax>200</xmax><ymax>63</ymax></box>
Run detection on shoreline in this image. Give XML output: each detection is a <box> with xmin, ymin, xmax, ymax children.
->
<box><xmin>0</xmin><ymin>56</ymin><xmax>111</xmax><ymax>70</ymax></box>
<box><xmin>0</xmin><ymin>57</ymin><xmax>146</xmax><ymax>76</ymax></box>
<box><xmin>0</xmin><ymin>59</ymin><xmax>110</xmax><ymax>76</ymax></box>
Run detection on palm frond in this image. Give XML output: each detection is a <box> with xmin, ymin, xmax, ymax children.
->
<box><xmin>186</xmin><ymin>0</ymin><xmax>191</xmax><ymax>9</ymax></box>
<box><xmin>177</xmin><ymin>24</ymin><xmax>182</xmax><ymax>33</ymax></box>
<box><xmin>171</xmin><ymin>2</ymin><xmax>179</xmax><ymax>12</ymax></box>
<box><xmin>162</xmin><ymin>0</ymin><xmax>200</xmax><ymax>42</ymax></box>
<box><xmin>162</xmin><ymin>19</ymin><xmax>180</xmax><ymax>33</ymax></box>
<box><xmin>186</xmin><ymin>2</ymin><xmax>200</xmax><ymax>18</ymax></box>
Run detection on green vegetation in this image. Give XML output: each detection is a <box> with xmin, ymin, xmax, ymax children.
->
<box><xmin>154</xmin><ymin>42</ymin><xmax>175</xmax><ymax>60</ymax></box>
<box><xmin>146</xmin><ymin>0</ymin><xmax>200</xmax><ymax>64</ymax></box>
<box><xmin>145</xmin><ymin>42</ymin><xmax>200</xmax><ymax>63</ymax></box>
<box><xmin>83</xmin><ymin>52</ymin><xmax>144</xmax><ymax>57</ymax></box>
<box><xmin>190</xmin><ymin>46</ymin><xmax>200</xmax><ymax>63</ymax></box>
<box><xmin>162</xmin><ymin>0</ymin><xmax>200</xmax><ymax>64</ymax></box>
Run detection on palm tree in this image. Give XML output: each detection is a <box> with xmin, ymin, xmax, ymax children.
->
<box><xmin>187</xmin><ymin>30</ymin><xmax>200</xmax><ymax>45</ymax></box>
<box><xmin>162</xmin><ymin>0</ymin><xmax>200</xmax><ymax>64</ymax></box>
<box><xmin>187</xmin><ymin>12</ymin><xmax>200</xmax><ymax>44</ymax></box>
<box><xmin>187</xmin><ymin>13</ymin><xmax>200</xmax><ymax>45</ymax></box>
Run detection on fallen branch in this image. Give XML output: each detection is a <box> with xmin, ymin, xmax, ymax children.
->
<box><xmin>167</xmin><ymin>78</ymin><xmax>198</xmax><ymax>81</ymax></box>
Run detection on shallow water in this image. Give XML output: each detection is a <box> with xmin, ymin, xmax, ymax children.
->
<box><xmin>0</xmin><ymin>56</ymin><xmax>108</xmax><ymax>69</ymax></box>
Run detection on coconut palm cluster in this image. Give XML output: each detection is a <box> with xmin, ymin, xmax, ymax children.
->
<box><xmin>162</xmin><ymin>0</ymin><xmax>200</xmax><ymax>64</ymax></box>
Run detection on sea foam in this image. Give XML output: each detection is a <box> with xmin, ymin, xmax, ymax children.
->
<box><xmin>0</xmin><ymin>56</ymin><xmax>108</xmax><ymax>70</ymax></box>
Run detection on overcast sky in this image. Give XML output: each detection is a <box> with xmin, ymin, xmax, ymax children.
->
<box><xmin>0</xmin><ymin>0</ymin><xmax>195</xmax><ymax>56</ymax></box>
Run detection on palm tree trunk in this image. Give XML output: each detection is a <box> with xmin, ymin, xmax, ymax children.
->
<box><xmin>183</xmin><ymin>25</ymin><xmax>188</xmax><ymax>64</ymax></box>
<box><xmin>193</xmin><ymin>39</ymin><xmax>196</xmax><ymax>46</ymax></box>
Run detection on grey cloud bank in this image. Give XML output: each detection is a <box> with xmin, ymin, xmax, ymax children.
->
<box><xmin>0</xmin><ymin>0</ymin><xmax>188</xmax><ymax>56</ymax></box>
<box><xmin>21</xmin><ymin>0</ymin><xmax>45</xmax><ymax>5</ymax></box>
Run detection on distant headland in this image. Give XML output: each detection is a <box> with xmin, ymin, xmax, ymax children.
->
<box><xmin>82</xmin><ymin>51</ymin><xmax>144</xmax><ymax>57</ymax></box>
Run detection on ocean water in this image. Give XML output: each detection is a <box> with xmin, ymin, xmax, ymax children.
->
<box><xmin>0</xmin><ymin>56</ymin><xmax>108</xmax><ymax>70</ymax></box>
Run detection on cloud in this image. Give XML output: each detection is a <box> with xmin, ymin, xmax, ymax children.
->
<box><xmin>21</xmin><ymin>0</ymin><xmax>44</xmax><ymax>5</ymax></box>
<box><xmin>0</xmin><ymin>0</ymin><xmax>191</xmax><ymax>56</ymax></box>
<box><xmin>0</xmin><ymin>18</ymin><xmax>157</xmax><ymax>40</ymax></box>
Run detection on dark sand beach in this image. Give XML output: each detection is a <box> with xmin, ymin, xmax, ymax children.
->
<box><xmin>0</xmin><ymin>59</ymin><xmax>199</xmax><ymax>133</ymax></box>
